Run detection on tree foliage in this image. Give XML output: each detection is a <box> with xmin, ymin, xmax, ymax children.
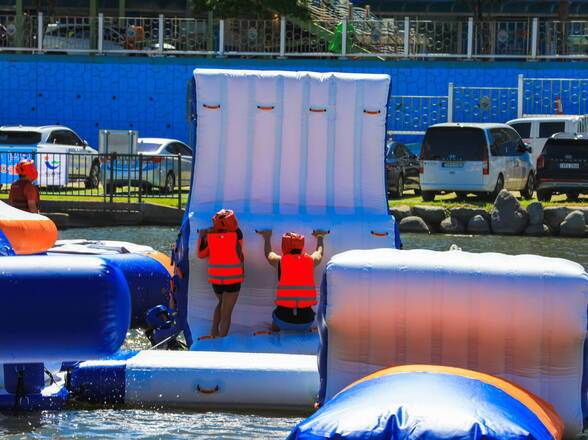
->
<box><xmin>191</xmin><ymin>0</ymin><xmax>310</xmax><ymax>19</ymax></box>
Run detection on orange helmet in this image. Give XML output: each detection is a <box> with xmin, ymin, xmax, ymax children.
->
<box><xmin>282</xmin><ymin>232</ymin><xmax>304</xmax><ymax>255</ymax></box>
<box><xmin>15</xmin><ymin>159</ymin><xmax>38</xmax><ymax>181</ymax></box>
<box><xmin>212</xmin><ymin>209</ymin><xmax>238</xmax><ymax>232</ymax></box>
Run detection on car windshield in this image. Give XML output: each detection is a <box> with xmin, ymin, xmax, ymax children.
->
<box><xmin>543</xmin><ymin>140</ymin><xmax>588</xmax><ymax>159</ymax></box>
<box><xmin>137</xmin><ymin>142</ymin><xmax>162</xmax><ymax>153</ymax></box>
<box><xmin>422</xmin><ymin>127</ymin><xmax>486</xmax><ymax>161</ymax></box>
<box><xmin>0</xmin><ymin>131</ymin><xmax>42</xmax><ymax>145</ymax></box>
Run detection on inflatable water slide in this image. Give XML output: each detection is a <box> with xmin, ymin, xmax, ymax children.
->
<box><xmin>180</xmin><ymin>69</ymin><xmax>399</xmax><ymax>352</ymax></box>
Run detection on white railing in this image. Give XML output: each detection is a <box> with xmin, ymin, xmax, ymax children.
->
<box><xmin>3</xmin><ymin>14</ymin><xmax>588</xmax><ymax>59</ymax></box>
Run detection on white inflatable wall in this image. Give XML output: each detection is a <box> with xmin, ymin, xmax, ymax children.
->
<box><xmin>186</xmin><ymin>69</ymin><xmax>396</xmax><ymax>344</ymax></box>
<box><xmin>320</xmin><ymin>248</ymin><xmax>588</xmax><ymax>436</ymax></box>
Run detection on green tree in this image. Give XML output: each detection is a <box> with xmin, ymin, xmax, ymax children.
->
<box><xmin>191</xmin><ymin>0</ymin><xmax>310</xmax><ymax>19</ymax></box>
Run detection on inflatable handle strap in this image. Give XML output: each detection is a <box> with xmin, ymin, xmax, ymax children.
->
<box><xmin>253</xmin><ymin>330</ymin><xmax>272</xmax><ymax>336</ymax></box>
<box><xmin>203</xmin><ymin>104</ymin><xmax>221</xmax><ymax>110</ymax></box>
<box><xmin>309</xmin><ymin>108</ymin><xmax>327</xmax><ymax>113</ymax></box>
<box><xmin>257</xmin><ymin>105</ymin><xmax>275</xmax><ymax>111</ymax></box>
<box><xmin>371</xmin><ymin>231</ymin><xmax>389</xmax><ymax>237</ymax></box>
<box><xmin>363</xmin><ymin>109</ymin><xmax>381</xmax><ymax>115</ymax></box>
<box><xmin>196</xmin><ymin>385</ymin><xmax>219</xmax><ymax>394</ymax></box>
<box><xmin>197</xmin><ymin>335</ymin><xmax>215</xmax><ymax>341</ymax></box>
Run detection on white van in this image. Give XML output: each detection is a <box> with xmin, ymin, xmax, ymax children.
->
<box><xmin>420</xmin><ymin>123</ymin><xmax>535</xmax><ymax>201</ymax></box>
<box><xmin>506</xmin><ymin>115</ymin><xmax>588</xmax><ymax>168</ymax></box>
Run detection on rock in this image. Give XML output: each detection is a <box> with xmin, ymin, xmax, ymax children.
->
<box><xmin>526</xmin><ymin>202</ymin><xmax>544</xmax><ymax>226</ymax></box>
<box><xmin>467</xmin><ymin>215</ymin><xmax>491</xmax><ymax>234</ymax></box>
<box><xmin>524</xmin><ymin>224</ymin><xmax>551</xmax><ymax>237</ymax></box>
<box><xmin>490</xmin><ymin>190</ymin><xmax>528</xmax><ymax>235</ymax></box>
<box><xmin>449</xmin><ymin>207</ymin><xmax>490</xmax><ymax>224</ymax></box>
<box><xmin>399</xmin><ymin>216</ymin><xmax>430</xmax><ymax>234</ymax></box>
<box><xmin>543</xmin><ymin>207</ymin><xmax>572</xmax><ymax>233</ymax></box>
<box><xmin>559</xmin><ymin>211</ymin><xmax>587</xmax><ymax>238</ymax></box>
<box><xmin>439</xmin><ymin>216</ymin><xmax>465</xmax><ymax>234</ymax></box>
<box><xmin>411</xmin><ymin>205</ymin><xmax>447</xmax><ymax>226</ymax></box>
<box><xmin>390</xmin><ymin>205</ymin><xmax>412</xmax><ymax>222</ymax></box>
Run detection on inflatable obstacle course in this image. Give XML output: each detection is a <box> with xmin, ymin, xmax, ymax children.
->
<box><xmin>288</xmin><ymin>365</ymin><xmax>564</xmax><ymax>440</ymax></box>
<box><xmin>0</xmin><ymin>200</ymin><xmax>57</xmax><ymax>254</ymax></box>
<box><xmin>318</xmin><ymin>248</ymin><xmax>588</xmax><ymax>436</ymax></box>
<box><xmin>182</xmin><ymin>69</ymin><xmax>398</xmax><ymax>348</ymax></box>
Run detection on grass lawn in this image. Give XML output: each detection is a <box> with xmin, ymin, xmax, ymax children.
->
<box><xmin>1</xmin><ymin>194</ymin><xmax>187</xmax><ymax>209</ymax></box>
<box><xmin>390</xmin><ymin>190</ymin><xmax>588</xmax><ymax>211</ymax></box>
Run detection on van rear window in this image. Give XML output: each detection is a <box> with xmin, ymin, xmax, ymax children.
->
<box><xmin>422</xmin><ymin>127</ymin><xmax>486</xmax><ymax>161</ymax></box>
<box><xmin>543</xmin><ymin>140</ymin><xmax>588</xmax><ymax>159</ymax></box>
<box><xmin>0</xmin><ymin>131</ymin><xmax>41</xmax><ymax>145</ymax></box>
<box><xmin>539</xmin><ymin>122</ymin><xmax>565</xmax><ymax>138</ymax></box>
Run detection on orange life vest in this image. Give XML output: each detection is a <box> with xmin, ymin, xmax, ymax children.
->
<box><xmin>8</xmin><ymin>180</ymin><xmax>39</xmax><ymax>212</ymax></box>
<box><xmin>276</xmin><ymin>254</ymin><xmax>317</xmax><ymax>308</ymax></box>
<box><xmin>207</xmin><ymin>232</ymin><xmax>244</xmax><ymax>285</ymax></box>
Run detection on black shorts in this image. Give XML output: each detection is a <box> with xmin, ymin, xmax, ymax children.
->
<box><xmin>212</xmin><ymin>283</ymin><xmax>241</xmax><ymax>295</ymax></box>
<box><xmin>273</xmin><ymin>306</ymin><xmax>315</xmax><ymax>324</ymax></box>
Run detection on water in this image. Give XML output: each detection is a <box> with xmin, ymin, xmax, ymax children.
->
<box><xmin>2</xmin><ymin>226</ymin><xmax>586</xmax><ymax>439</ymax></box>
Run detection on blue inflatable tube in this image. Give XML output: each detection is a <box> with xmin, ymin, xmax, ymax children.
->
<box><xmin>0</xmin><ymin>255</ymin><xmax>130</xmax><ymax>363</ymax></box>
<box><xmin>98</xmin><ymin>253</ymin><xmax>171</xmax><ymax>329</ymax></box>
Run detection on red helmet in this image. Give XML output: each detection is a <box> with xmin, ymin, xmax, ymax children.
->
<box><xmin>15</xmin><ymin>159</ymin><xmax>38</xmax><ymax>181</ymax></box>
<box><xmin>282</xmin><ymin>232</ymin><xmax>305</xmax><ymax>255</ymax></box>
<box><xmin>212</xmin><ymin>209</ymin><xmax>238</xmax><ymax>232</ymax></box>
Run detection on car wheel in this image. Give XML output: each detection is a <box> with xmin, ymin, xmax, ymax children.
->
<box><xmin>85</xmin><ymin>162</ymin><xmax>101</xmax><ymax>189</ymax></box>
<box><xmin>391</xmin><ymin>175</ymin><xmax>404</xmax><ymax>199</ymax></box>
<box><xmin>537</xmin><ymin>190</ymin><xmax>552</xmax><ymax>202</ymax></box>
<box><xmin>520</xmin><ymin>173</ymin><xmax>535</xmax><ymax>200</ymax></box>
<box><xmin>413</xmin><ymin>187</ymin><xmax>421</xmax><ymax>196</ymax></box>
<box><xmin>455</xmin><ymin>191</ymin><xmax>468</xmax><ymax>201</ymax></box>
<box><xmin>487</xmin><ymin>174</ymin><xmax>504</xmax><ymax>202</ymax></box>
<box><xmin>421</xmin><ymin>191</ymin><xmax>436</xmax><ymax>202</ymax></box>
<box><xmin>566</xmin><ymin>191</ymin><xmax>580</xmax><ymax>202</ymax></box>
<box><xmin>161</xmin><ymin>172</ymin><xmax>175</xmax><ymax>194</ymax></box>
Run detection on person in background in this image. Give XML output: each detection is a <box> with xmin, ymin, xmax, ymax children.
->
<box><xmin>197</xmin><ymin>209</ymin><xmax>244</xmax><ymax>338</ymax></box>
<box><xmin>257</xmin><ymin>229</ymin><xmax>327</xmax><ymax>332</ymax></box>
<box><xmin>8</xmin><ymin>159</ymin><xmax>39</xmax><ymax>213</ymax></box>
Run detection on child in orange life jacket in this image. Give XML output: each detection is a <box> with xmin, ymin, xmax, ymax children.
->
<box><xmin>8</xmin><ymin>159</ymin><xmax>40</xmax><ymax>213</ymax></box>
<box><xmin>197</xmin><ymin>209</ymin><xmax>244</xmax><ymax>337</ymax></box>
<box><xmin>257</xmin><ymin>229</ymin><xmax>327</xmax><ymax>332</ymax></box>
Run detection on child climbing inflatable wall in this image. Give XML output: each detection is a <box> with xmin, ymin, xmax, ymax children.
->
<box><xmin>181</xmin><ymin>69</ymin><xmax>397</xmax><ymax>345</ymax></box>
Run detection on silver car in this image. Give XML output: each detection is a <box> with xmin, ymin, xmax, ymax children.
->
<box><xmin>104</xmin><ymin>138</ymin><xmax>192</xmax><ymax>194</ymax></box>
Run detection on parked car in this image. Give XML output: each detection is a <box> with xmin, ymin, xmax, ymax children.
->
<box><xmin>104</xmin><ymin>138</ymin><xmax>192</xmax><ymax>194</ymax></box>
<box><xmin>0</xmin><ymin>125</ymin><xmax>99</xmax><ymax>189</ymax></box>
<box><xmin>536</xmin><ymin>133</ymin><xmax>588</xmax><ymax>202</ymax></box>
<box><xmin>507</xmin><ymin>115</ymin><xmax>588</xmax><ymax>169</ymax></box>
<box><xmin>385</xmin><ymin>141</ymin><xmax>420</xmax><ymax>198</ymax></box>
<box><xmin>43</xmin><ymin>23</ymin><xmax>175</xmax><ymax>55</ymax></box>
<box><xmin>419</xmin><ymin>123</ymin><xmax>535</xmax><ymax>202</ymax></box>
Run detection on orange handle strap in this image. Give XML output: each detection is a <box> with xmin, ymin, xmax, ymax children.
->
<box><xmin>252</xmin><ymin>330</ymin><xmax>272</xmax><ymax>336</ymax></box>
<box><xmin>371</xmin><ymin>231</ymin><xmax>389</xmax><ymax>237</ymax></box>
<box><xmin>363</xmin><ymin>109</ymin><xmax>381</xmax><ymax>115</ymax></box>
<box><xmin>309</xmin><ymin>108</ymin><xmax>327</xmax><ymax>113</ymax></box>
<box><xmin>197</xmin><ymin>385</ymin><xmax>219</xmax><ymax>394</ymax></box>
<box><xmin>203</xmin><ymin>104</ymin><xmax>221</xmax><ymax>110</ymax></box>
<box><xmin>175</xmin><ymin>265</ymin><xmax>184</xmax><ymax>279</ymax></box>
<box><xmin>257</xmin><ymin>105</ymin><xmax>275</xmax><ymax>111</ymax></box>
<box><xmin>197</xmin><ymin>335</ymin><xmax>215</xmax><ymax>341</ymax></box>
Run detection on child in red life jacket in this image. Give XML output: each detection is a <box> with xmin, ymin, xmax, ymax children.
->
<box><xmin>8</xmin><ymin>159</ymin><xmax>40</xmax><ymax>213</ymax></box>
<box><xmin>257</xmin><ymin>229</ymin><xmax>327</xmax><ymax>332</ymax></box>
<box><xmin>197</xmin><ymin>209</ymin><xmax>244</xmax><ymax>337</ymax></box>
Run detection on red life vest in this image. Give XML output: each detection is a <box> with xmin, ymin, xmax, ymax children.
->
<box><xmin>8</xmin><ymin>180</ymin><xmax>39</xmax><ymax>212</ymax></box>
<box><xmin>207</xmin><ymin>232</ymin><xmax>244</xmax><ymax>285</ymax></box>
<box><xmin>276</xmin><ymin>254</ymin><xmax>317</xmax><ymax>308</ymax></box>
